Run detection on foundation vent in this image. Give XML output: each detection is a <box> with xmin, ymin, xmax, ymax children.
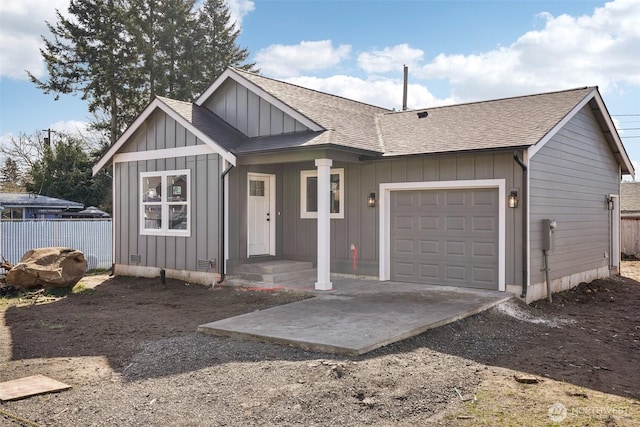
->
<box><xmin>197</xmin><ymin>259</ymin><xmax>215</xmax><ymax>271</ymax></box>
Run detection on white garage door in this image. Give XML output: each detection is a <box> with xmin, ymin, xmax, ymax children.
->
<box><xmin>390</xmin><ymin>188</ymin><xmax>499</xmax><ymax>289</ymax></box>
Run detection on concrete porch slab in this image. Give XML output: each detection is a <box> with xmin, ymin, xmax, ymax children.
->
<box><xmin>198</xmin><ymin>281</ymin><xmax>513</xmax><ymax>355</ymax></box>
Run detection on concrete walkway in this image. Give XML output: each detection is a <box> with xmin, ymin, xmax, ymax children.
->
<box><xmin>198</xmin><ymin>278</ymin><xmax>513</xmax><ymax>355</ymax></box>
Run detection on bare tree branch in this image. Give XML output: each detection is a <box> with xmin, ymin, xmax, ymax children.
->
<box><xmin>0</xmin><ymin>132</ymin><xmax>48</xmax><ymax>173</ymax></box>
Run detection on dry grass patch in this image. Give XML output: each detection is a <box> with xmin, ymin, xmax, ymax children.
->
<box><xmin>449</xmin><ymin>367</ymin><xmax>640</xmax><ymax>426</ymax></box>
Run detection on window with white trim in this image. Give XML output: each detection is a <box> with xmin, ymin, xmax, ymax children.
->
<box><xmin>140</xmin><ymin>170</ymin><xmax>190</xmax><ymax>236</ymax></box>
<box><xmin>300</xmin><ymin>168</ymin><xmax>344</xmax><ymax>219</ymax></box>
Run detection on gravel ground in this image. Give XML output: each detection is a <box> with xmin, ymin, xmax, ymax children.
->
<box><xmin>1</xmin><ymin>266</ymin><xmax>639</xmax><ymax>426</ymax></box>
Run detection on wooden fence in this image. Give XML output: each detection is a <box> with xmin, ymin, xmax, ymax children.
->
<box><xmin>622</xmin><ymin>218</ymin><xmax>640</xmax><ymax>256</ymax></box>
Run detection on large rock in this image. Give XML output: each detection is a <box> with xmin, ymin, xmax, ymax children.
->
<box><xmin>6</xmin><ymin>247</ymin><xmax>87</xmax><ymax>290</ymax></box>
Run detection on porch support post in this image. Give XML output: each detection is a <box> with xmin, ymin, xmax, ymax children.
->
<box><xmin>315</xmin><ymin>158</ymin><xmax>332</xmax><ymax>291</ymax></box>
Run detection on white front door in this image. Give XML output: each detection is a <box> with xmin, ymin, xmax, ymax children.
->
<box><xmin>248</xmin><ymin>173</ymin><xmax>275</xmax><ymax>256</ymax></box>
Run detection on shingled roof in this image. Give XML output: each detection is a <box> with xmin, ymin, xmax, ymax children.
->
<box><xmin>0</xmin><ymin>193</ymin><xmax>83</xmax><ymax>209</ymax></box>
<box><xmin>94</xmin><ymin>67</ymin><xmax>632</xmax><ymax>175</ymax></box>
<box><xmin>378</xmin><ymin>87</ymin><xmax>595</xmax><ymax>156</ymax></box>
<box><xmin>227</xmin><ymin>69</ymin><xmax>390</xmax><ymax>153</ymax></box>
<box><xmin>621</xmin><ymin>182</ymin><xmax>640</xmax><ymax>217</ymax></box>
<box><xmin>157</xmin><ymin>96</ymin><xmax>245</xmax><ymax>151</ymax></box>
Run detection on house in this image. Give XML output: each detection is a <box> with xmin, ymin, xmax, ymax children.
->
<box><xmin>0</xmin><ymin>193</ymin><xmax>84</xmax><ymax>220</ymax></box>
<box><xmin>621</xmin><ymin>182</ymin><xmax>640</xmax><ymax>218</ymax></box>
<box><xmin>620</xmin><ymin>182</ymin><xmax>640</xmax><ymax>256</ymax></box>
<box><xmin>93</xmin><ymin>68</ymin><xmax>633</xmax><ymax>303</ymax></box>
<box><xmin>61</xmin><ymin>206</ymin><xmax>111</xmax><ymax>219</ymax></box>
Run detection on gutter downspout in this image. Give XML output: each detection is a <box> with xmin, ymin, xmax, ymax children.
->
<box><xmin>514</xmin><ymin>151</ymin><xmax>528</xmax><ymax>299</ymax></box>
<box><xmin>217</xmin><ymin>163</ymin><xmax>234</xmax><ymax>285</ymax></box>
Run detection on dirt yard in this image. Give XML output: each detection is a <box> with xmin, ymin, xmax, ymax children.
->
<box><xmin>1</xmin><ymin>264</ymin><xmax>639</xmax><ymax>426</ymax></box>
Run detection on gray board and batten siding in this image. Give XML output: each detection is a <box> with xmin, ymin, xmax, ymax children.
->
<box><xmin>529</xmin><ymin>104</ymin><xmax>619</xmax><ymax>286</ymax></box>
<box><xmin>227</xmin><ymin>150</ymin><xmax>524</xmax><ymax>289</ymax></box>
<box><xmin>114</xmin><ymin>109</ymin><xmax>221</xmax><ymax>273</ymax></box>
<box><xmin>204</xmin><ymin>79</ymin><xmax>311</xmax><ymax>137</ymax></box>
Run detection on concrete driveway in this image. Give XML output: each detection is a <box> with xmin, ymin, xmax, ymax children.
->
<box><xmin>198</xmin><ymin>278</ymin><xmax>513</xmax><ymax>355</ymax></box>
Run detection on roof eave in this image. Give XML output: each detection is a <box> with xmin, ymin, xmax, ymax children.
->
<box><xmin>590</xmin><ymin>90</ymin><xmax>635</xmax><ymax>176</ymax></box>
<box><xmin>236</xmin><ymin>142</ymin><xmax>383</xmax><ymax>159</ymax></box>
<box><xmin>374</xmin><ymin>144</ymin><xmax>532</xmax><ymax>160</ymax></box>
<box><xmin>528</xmin><ymin>88</ymin><xmax>634</xmax><ymax>177</ymax></box>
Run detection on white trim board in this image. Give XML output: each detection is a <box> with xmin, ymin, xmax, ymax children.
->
<box><xmin>378</xmin><ymin>179</ymin><xmax>506</xmax><ymax>292</ymax></box>
<box><xmin>591</xmin><ymin>93</ymin><xmax>634</xmax><ymax>175</ymax></box>
<box><xmin>528</xmin><ymin>88</ymin><xmax>596</xmax><ymax>159</ymax></box>
<box><xmin>113</xmin><ymin>145</ymin><xmax>215</xmax><ymax>164</ymax></box>
<box><xmin>528</xmin><ymin>88</ymin><xmax>634</xmax><ymax>176</ymax></box>
<box><xmin>93</xmin><ymin>97</ymin><xmax>236</xmax><ymax>175</ymax></box>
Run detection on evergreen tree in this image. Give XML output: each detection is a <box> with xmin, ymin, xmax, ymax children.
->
<box><xmin>26</xmin><ymin>135</ymin><xmax>111</xmax><ymax>212</ymax></box>
<box><xmin>30</xmin><ymin>0</ymin><xmax>256</xmax><ymax>147</ymax></box>
<box><xmin>28</xmin><ymin>0</ymin><xmax>137</xmax><ymax>145</ymax></box>
<box><xmin>0</xmin><ymin>158</ymin><xmax>23</xmax><ymax>192</ymax></box>
<box><xmin>129</xmin><ymin>0</ymin><xmax>198</xmax><ymax>101</ymax></box>
<box><xmin>192</xmin><ymin>0</ymin><xmax>255</xmax><ymax>93</ymax></box>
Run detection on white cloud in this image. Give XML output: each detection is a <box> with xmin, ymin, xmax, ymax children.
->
<box><xmin>225</xmin><ymin>0</ymin><xmax>255</xmax><ymax>28</ymax></box>
<box><xmin>255</xmin><ymin>40</ymin><xmax>352</xmax><ymax>78</ymax></box>
<box><xmin>50</xmin><ymin>119</ymin><xmax>104</xmax><ymax>149</ymax></box>
<box><xmin>415</xmin><ymin>0</ymin><xmax>640</xmax><ymax>101</ymax></box>
<box><xmin>0</xmin><ymin>120</ymin><xmax>100</xmax><ymax>148</ymax></box>
<box><xmin>50</xmin><ymin>119</ymin><xmax>90</xmax><ymax>136</ymax></box>
<box><xmin>275</xmin><ymin>0</ymin><xmax>638</xmax><ymax>112</ymax></box>
<box><xmin>0</xmin><ymin>0</ymin><xmax>70</xmax><ymax>80</ymax></box>
<box><xmin>357</xmin><ymin>44</ymin><xmax>424</xmax><ymax>74</ymax></box>
<box><xmin>285</xmin><ymin>75</ymin><xmax>453</xmax><ymax>111</ymax></box>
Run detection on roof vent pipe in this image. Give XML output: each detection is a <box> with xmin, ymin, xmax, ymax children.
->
<box><xmin>402</xmin><ymin>65</ymin><xmax>408</xmax><ymax>111</ymax></box>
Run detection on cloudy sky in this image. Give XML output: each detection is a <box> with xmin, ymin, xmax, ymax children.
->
<box><xmin>0</xmin><ymin>0</ymin><xmax>639</xmax><ymax>171</ymax></box>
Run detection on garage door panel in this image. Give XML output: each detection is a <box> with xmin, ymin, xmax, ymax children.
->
<box><xmin>395</xmin><ymin>192</ymin><xmax>415</xmax><ymax>206</ymax></box>
<box><xmin>445</xmin><ymin>241</ymin><xmax>466</xmax><ymax>255</ymax></box>
<box><xmin>394</xmin><ymin>238</ymin><xmax>414</xmax><ymax>253</ymax></box>
<box><xmin>390</xmin><ymin>188</ymin><xmax>498</xmax><ymax>290</ymax></box>
<box><xmin>473</xmin><ymin>216</ymin><xmax>495</xmax><ymax>232</ymax></box>
<box><xmin>420</xmin><ymin>192</ymin><xmax>440</xmax><ymax>206</ymax></box>
<box><xmin>472</xmin><ymin>189</ymin><xmax>496</xmax><ymax>206</ymax></box>
<box><xmin>445</xmin><ymin>191</ymin><xmax>466</xmax><ymax>205</ymax></box>
<box><xmin>394</xmin><ymin>262</ymin><xmax>415</xmax><ymax>277</ymax></box>
<box><xmin>473</xmin><ymin>267</ymin><xmax>496</xmax><ymax>283</ymax></box>
<box><xmin>419</xmin><ymin>264</ymin><xmax>439</xmax><ymax>279</ymax></box>
<box><xmin>472</xmin><ymin>241</ymin><xmax>496</xmax><ymax>257</ymax></box>
<box><xmin>419</xmin><ymin>216</ymin><xmax>439</xmax><ymax>230</ymax></box>
<box><xmin>445</xmin><ymin>217</ymin><xmax>466</xmax><ymax>231</ymax></box>
<box><xmin>394</xmin><ymin>215</ymin><xmax>414</xmax><ymax>230</ymax></box>
<box><xmin>445</xmin><ymin>265</ymin><xmax>466</xmax><ymax>281</ymax></box>
<box><xmin>419</xmin><ymin>240</ymin><xmax>439</xmax><ymax>254</ymax></box>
